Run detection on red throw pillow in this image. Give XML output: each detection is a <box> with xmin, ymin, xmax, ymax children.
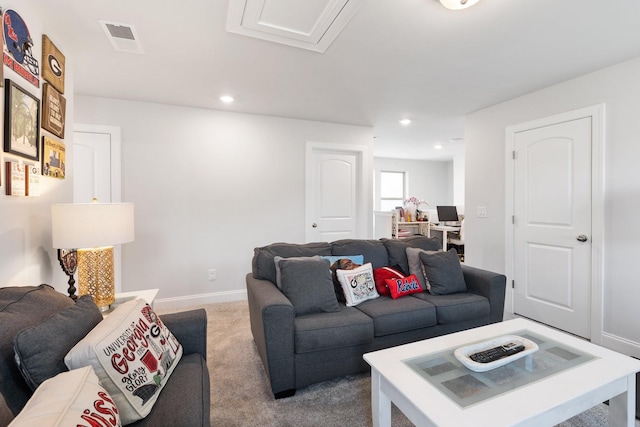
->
<box><xmin>385</xmin><ymin>274</ymin><xmax>423</xmax><ymax>299</ymax></box>
<box><xmin>373</xmin><ymin>267</ymin><xmax>405</xmax><ymax>296</ymax></box>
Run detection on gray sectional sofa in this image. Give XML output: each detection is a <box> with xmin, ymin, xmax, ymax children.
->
<box><xmin>246</xmin><ymin>236</ymin><xmax>507</xmax><ymax>398</ymax></box>
<box><xmin>0</xmin><ymin>284</ymin><xmax>210</xmax><ymax>427</ymax></box>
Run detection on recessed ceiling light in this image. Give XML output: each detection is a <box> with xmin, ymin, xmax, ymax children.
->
<box><xmin>220</xmin><ymin>95</ymin><xmax>234</xmax><ymax>103</ymax></box>
<box><xmin>399</xmin><ymin>119</ymin><xmax>411</xmax><ymax>125</ymax></box>
<box><xmin>434</xmin><ymin>144</ymin><xmax>443</xmax><ymax>150</ymax></box>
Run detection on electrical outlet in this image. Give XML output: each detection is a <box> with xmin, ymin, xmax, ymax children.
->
<box><xmin>208</xmin><ymin>269</ymin><xmax>217</xmax><ymax>281</ymax></box>
<box><xmin>477</xmin><ymin>206</ymin><xmax>487</xmax><ymax>218</ymax></box>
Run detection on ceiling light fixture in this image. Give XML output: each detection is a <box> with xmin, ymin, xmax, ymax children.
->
<box><xmin>434</xmin><ymin>144</ymin><xmax>443</xmax><ymax>150</ymax></box>
<box><xmin>220</xmin><ymin>95</ymin><xmax>234</xmax><ymax>103</ymax></box>
<box><xmin>399</xmin><ymin>119</ymin><xmax>411</xmax><ymax>125</ymax></box>
<box><xmin>439</xmin><ymin>0</ymin><xmax>480</xmax><ymax>10</ymax></box>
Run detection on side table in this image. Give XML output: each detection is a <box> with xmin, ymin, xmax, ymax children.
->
<box><xmin>101</xmin><ymin>288</ymin><xmax>159</xmax><ymax>317</ymax></box>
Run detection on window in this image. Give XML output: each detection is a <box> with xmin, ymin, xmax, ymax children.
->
<box><xmin>380</xmin><ymin>171</ymin><xmax>405</xmax><ymax>211</ymax></box>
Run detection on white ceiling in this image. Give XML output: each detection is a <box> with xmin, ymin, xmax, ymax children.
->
<box><xmin>32</xmin><ymin>0</ymin><xmax>640</xmax><ymax>161</ymax></box>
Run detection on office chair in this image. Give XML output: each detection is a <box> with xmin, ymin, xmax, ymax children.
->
<box><xmin>447</xmin><ymin>219</ymin><xmax>465</xmax><ymax>261</ymax></box>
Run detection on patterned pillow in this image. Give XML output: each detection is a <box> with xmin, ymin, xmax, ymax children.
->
<box><xmin>373</xmin><ymin>266</ymin><xmax>405</xmax><ymax>296</ymax></box>
<box><xmin>65</xmin><ymin>299</ymin><xmax>182</xmax><ymax>425</ymax></box>
<box><xmin>336</xmin><ymin>263</ymin><xmax>379</xmax><ymax>307</ymax></box>
<box><xmin>8</xmin><ymin>366</ymin><xmax>121</xmax><ymax>427</ymax></box>
<box><xmin>385</xmin><ymin>274</ymin><xmax>423</xmax><ymax>299</ymax></box>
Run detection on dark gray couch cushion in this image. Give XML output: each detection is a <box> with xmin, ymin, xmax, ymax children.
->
<box><xmin>277</xmin><ymin>257</ymin><xmax>340</xmax><ymax>316</ymax></box>
<box><xmin>252</xmin><ymin>242</ymin><xmax>332</xmax><ymax>283</ymax></box>
<box><xmin>330</xmin><ymin>239</ymin><xmax>389</xmax><ymax>269</ymax></box>
<box><xmin>294</xmin><ymin>306</ymin><xmax>373</xmax><ymax>354</ymax></box>
<box><xmin>412</xmin><ymin>292</ymin><xmax>490</xmax><ymax>324</ymax></box>
<box><xmin>382</xmin><ymin>236</ymin><xmax>442</xmax><ymax>275</ymax></box>
<box><xmin>129</xmin><ymin>353</ymin><xmax>210</xmax><ymax>427</ymax></box>
<box><xmin>13</xmin><ymin>295</ymin><xmax>103</xmax><ymax>391</ymax></box>
<box><xmin>419</xmin><ymin>249</ymin><xmax>467</xmax><ymax>295</ymax></box>
<box><xmin>0</xmin><ymin>285</ymin><xmax>75</xmax><ymax>424</ymax></box>
<box><xmin>355</xmin><ymin>295</ymin><xmax>437</xmax><ymax>336</ymax></box>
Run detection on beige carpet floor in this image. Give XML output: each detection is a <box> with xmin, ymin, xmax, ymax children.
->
<box><xmin>166</xmin><ymin>300</ymin><xmax>637</xmax><ymax>427</ymax></box>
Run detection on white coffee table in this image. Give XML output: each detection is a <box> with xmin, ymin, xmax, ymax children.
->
<box><xmin>364</xmin><ymin>318</ymin><xmax>640</xmax><ymax>427</ymax></box>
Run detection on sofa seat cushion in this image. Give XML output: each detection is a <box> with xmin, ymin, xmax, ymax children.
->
<box><xmin>355</xmin><ymin>295</ymin><xmax>437</xmax><ymax>337</ymax></box>
<box><xmin>128</xmin><ymin>353</ymin><xmax>210</xmax><ymax>427</ymax></box>
<box><xmin>331</xmin><ymin>239</ymin><xmax>389</xmax><ymax>269</ymax></box>
<box><xmin>412</xmin><ymin>292</ymin><xmax>490</xmax><ymax>324</ymax></box>
<box><xmin>294</xmin><ymin>306</ymin><xmax>373</xmax><ymax>354</ymax></box>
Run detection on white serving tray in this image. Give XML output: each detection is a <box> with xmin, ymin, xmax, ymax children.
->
<box><xmin>454</xmin><ymin>335</ymin><xmax>539</xmax><ymax>372</ymax></box>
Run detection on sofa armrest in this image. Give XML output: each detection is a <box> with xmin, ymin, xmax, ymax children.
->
<box><xmin>246</xmin><ymin>273</ymin><xmax>295</xmax><ymax>397</ymax></box>
<box><xmin>461</xmin><ymin>264</ymin><xmax>506</xmax><ymax>324</ymax></box>
<box><xmin>160</xmin><ymin>309</ymin><xmax>207</xmax><ymax>361</ymax></box>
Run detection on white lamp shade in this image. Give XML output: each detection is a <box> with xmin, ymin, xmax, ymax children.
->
<box><xmin>440</xmin><ymin>0</ymin><xmax>480</xmax><ymax>10</ymax></box>
<box><xmin>52</xmin><ymin>203</ymin><xmax>134</xmax><ymax>249</ymax></box>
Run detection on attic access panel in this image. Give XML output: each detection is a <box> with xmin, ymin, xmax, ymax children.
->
<box><xmin>226</xmin><ymin>0</ymin><xmax>364</xmax><ymax>53</ymax></box>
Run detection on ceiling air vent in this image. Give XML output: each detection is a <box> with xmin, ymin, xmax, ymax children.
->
<box><xmin>99</xmin><ymin>20</ymin><xmax>144</xmax><ymax>54</ymax></box>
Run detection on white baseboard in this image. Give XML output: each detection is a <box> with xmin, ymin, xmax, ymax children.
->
<box><xmin>600</xmin><ymin>332</ymin><xmax>640</xmax><ymax>359</ymax></box>
<box><xmin>153</xmin><ymin>289</ymin><xmax>247</xmax><ymax>312</ymax></box>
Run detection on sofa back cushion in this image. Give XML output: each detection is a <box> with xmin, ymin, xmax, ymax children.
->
<box><xmin>330</xmin><ymin>239</ymin><xmax>389</xmax><ymax>269</ymax></box>
<box><xmin>252</xmin><ymin>242</ymin><xmax>332</xmax><ymax>283</ymax></box>
<box><xmin>0</xmin><ymin>285</ymin><xmax>74</xmax><ymax>424</ymax></box>
<box><xmin>382</xmin><ymin>236</ymin><xmax>442</xmax><ymax>275</ymax></box>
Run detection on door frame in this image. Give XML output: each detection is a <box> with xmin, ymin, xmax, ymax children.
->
<box><xmin>504</xmin><ymin>104</ymin><xmax>605</xmax><ymax>343</ymax></box>
<box><xmin>305</xmin><ymin>141</ymin><xmax>372</xmax><ymax>242</ymax></box>
<box><xmin>73</xmin><ymin>123</ymin><xmax>124</xmax><ymax>292</ymax></box>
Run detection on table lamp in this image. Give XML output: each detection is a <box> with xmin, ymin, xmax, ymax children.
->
<box><xmin>52</xmin><ymin>202</ymin><xmax>134</xmax><ymax>311</ymax></box>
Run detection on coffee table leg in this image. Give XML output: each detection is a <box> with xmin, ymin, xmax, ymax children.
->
<box><xmin>608</xmin><ymin>373</ymin><xmax>636</xmax><ymax>427</ymax></box>
<box><xmin>371</xmin><ymin>368</ymin><xmax>392</xmax><ymax>427</ymax></box>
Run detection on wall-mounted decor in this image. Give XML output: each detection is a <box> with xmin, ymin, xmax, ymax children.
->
<box><xmin>42</xmin><ymin>83</ymin><xmax>66</xmax><ymax>138</ymax></box>
<box><xmin>4</xmin><ymin>79</ymin><xmax>40</xmax><ymax>161</ymax></box>
<box><xmin>26</xmin><ymin>164</ymin><xmax>40</xmax><ymax>196</ymax></box>
<box><xmin>2</xmin><ymin>9</ymin><xmax>39</xmax><ymax>87</ymax></box>
<box><xmin>42</xmin><ymin>136</ymin><xmax>65</xmax><ymax>179</ymax></box>
<box><xmin>5</xmin><ymin>161</ymin><xmax>26</xmax><ymax>196</ymax></box>
<box><xmin>42</xmin><ymin>34</ymin><xmax>65</xmax><ymax>94</ymax></box>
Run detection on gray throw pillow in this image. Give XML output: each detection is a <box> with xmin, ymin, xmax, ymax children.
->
<box><xmin>13</xmin><ymin>295</ymin><xmax>103</xmax><ymax>390</ymax></box>
<box><xmin>406</xmin><ymin>247</ymin><xmax>431</xmax><ymax>291</ymax></box>
<box><xmin>276</xmin><ymin>257</ymin><xmax>340</xmax><ymax>316</ymax></box>
<box><xmin>418</xmin><ymin>249</ymin><xmax>467</xmax><ymax>295</ymax></box>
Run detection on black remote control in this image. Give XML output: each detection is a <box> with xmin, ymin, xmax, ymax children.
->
<box><xmin>469</xmin><ymin>342</ymin><xmax>526</xmax><ymax>363</ymax></box>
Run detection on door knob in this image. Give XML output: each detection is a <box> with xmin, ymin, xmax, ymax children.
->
<box><xmin>312</xmin><ymin>223</ymin><xmax>317</xmax><ymax>228</ymax></box>
<box><xmin>576</xmin><ymin>235</ymin><xmax>588</xmax><ymax>242</ymax></box>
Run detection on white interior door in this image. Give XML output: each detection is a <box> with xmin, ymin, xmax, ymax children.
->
<box><xmin>306</xmin><ymin>142</ymin><xmax>367</xmax><ymax>242</ymax></box>
<box><xmin>512</xmin><ymin>117</ymin><xmax>592</xmax><ymax>339</ymax></box>
<box><xmin>73</xmin><ymin>125</ymin><xmax>123</xmax><ymax>291</ymax></box>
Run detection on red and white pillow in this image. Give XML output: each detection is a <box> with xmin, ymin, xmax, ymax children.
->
<box><xmin>65</xmin><ymin>299</ymin><xmax>182</xmax><ymax>425</ymax></box>
<box><xmin>385</xmin><ymin>274</ymin><xmax>423</xmax><ymax>299</ymax></box>
<box><xmin>373</xmin><ymin>266</ymin><xmax>405</xmax><ymax>296</ymax></box>
<box><xmin>9</xmin><ymin>366</ymin><xmax>121</xmax><ymax>427</ymax></box>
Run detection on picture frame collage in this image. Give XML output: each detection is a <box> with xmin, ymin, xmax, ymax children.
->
<box><xmin>1</xmin><ymin>8</ymin><xmax>67</xmax><ymax>195</ymax></box>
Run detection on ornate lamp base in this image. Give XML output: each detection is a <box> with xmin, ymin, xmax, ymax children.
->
<box><xmin>77</xmin><ymin>246</ymin><xmax>116</xmax><ymax>311</ymax></box>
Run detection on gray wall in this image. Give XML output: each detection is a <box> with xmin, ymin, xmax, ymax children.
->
<box><xmin>74</xmin><ymin>95</ymin><xmax>373</xmax><ymax>308</ymax></box>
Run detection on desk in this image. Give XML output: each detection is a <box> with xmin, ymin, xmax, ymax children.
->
<box><xmin>430</xmin><ymin>225</ymin><xmax>461</xmax><ymax>250</ymax></box>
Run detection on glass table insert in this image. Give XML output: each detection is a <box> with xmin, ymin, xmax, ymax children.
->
<box><xmin>403</xmin><ymin>329</ymin><xmax>597</xmax><ymax>408</ymax></box>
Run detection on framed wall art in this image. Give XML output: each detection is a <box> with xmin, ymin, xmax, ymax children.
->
<box><xmin>42</xmin><ymin>83</ymin><xmax>66</xmax><ymax>138</ymax></box>
<box><xmin>42</xmin><ymin>135</ymin><xmax>66</xmax><ymax>179</ymax></box>
<box><xmin>4</xmin><ymin>79</ymin><xmax>40</xmax><ymax>161</ymax></box>
<box><xmin>42</xmin><ymin>34</ymin><xmax>65</xmax><ymax>94</ymax></box>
